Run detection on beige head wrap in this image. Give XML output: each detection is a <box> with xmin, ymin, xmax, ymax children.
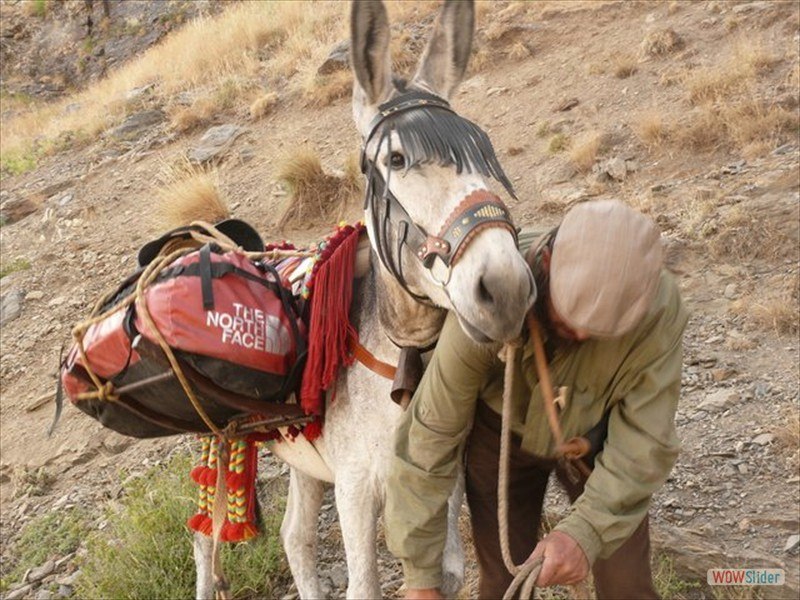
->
<box><xmin>550</xmin><ymin>200</ymin><xmax>663</xmax><ymax>338</ymax></box>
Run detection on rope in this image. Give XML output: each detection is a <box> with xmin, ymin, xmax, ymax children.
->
<box><xmin>498</xmin><ymin>341</ymin><xmax>543</xmax><ymax>600</ymax></box>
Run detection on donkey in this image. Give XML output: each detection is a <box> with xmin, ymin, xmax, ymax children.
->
<box><xmin>194</xmin><ymin>1</ymin><xmax>535</xmax><ymax>598</ymax></box>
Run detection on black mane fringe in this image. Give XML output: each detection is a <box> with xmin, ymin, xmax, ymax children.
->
<box><xmin>378</xmin><ymin>106</ymin><xmax>517</xmax><ymax>199</ymax></box>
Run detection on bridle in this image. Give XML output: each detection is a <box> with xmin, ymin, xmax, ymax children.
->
<box><xmin>359</xmin><ymin>90</ymin><xmax>519</xmax><ymax>302</ymax></box>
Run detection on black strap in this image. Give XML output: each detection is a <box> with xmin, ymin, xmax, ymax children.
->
<box><xmin>49</xmin><ymin>344</ymin><xmax>66</xmax><ymax>437</ymax></box>
<box><xmin>199</xmin><ymin>244</ymin><xmax>215</xmax><ymax>310</ymax></box>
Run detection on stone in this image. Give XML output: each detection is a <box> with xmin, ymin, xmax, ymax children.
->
<box><xmin>751</xmin><ymin>433</ymin><xmax>775</xmax><ymax>446</ymax></box>
<box><xmin>318</xmin><ymin>40</ymin><xmax>349</xmax><ymax>75</ymax></box>
<box><xmin>604</xmin><ymin>157</ymin><xmax>628</xmax><ymax>181</ymax></box>
<box><xmin>108</xmin><ymin>110</ymin><xmax>165</xmax><ymax>141</ymax></box>
<box><xmin>6</xmin><ymin>584</ymin><xmax>33</xmax><ymax>600</ymax></box>
<box><xmin>784</xmin><ymin>534</ymin><xmax>800</xmax><ymax>553</ymax></box>
<box><xmin>125</xmin><ymin>84</ymin><xmax>155</xmax><ymax>102</ymax></box>
<box><xmin>0</xmin><ymin>289</ymin><xmax>24</xmax><ymax>326</ymax></box>
<box><xmin>738</xmin><ymin>518</ymin><xmax>751</xmax><ymax>531</ymax></box>
<box><xmin>26</xmin><ymin>291</ymin><xmax>44</xmax><ymax>301</ymax></box>
<box><xmin>0</xmin><ymin>196</ymin><xmax>38</xmax><ymax>225</ymax></box>
<box><xmin>28</xmin><ymin>559</ymin><xmax>55</xmax><ymax>582</ymax></box>
<box><xmin>697</xmin><ymin>389</ymin><xmax>739</xmax><ymax>412</ymax></box>
<box><xmin>328</xmin><ymin>565</ymin><xmax>348</xmax><ymax>589</ymax></box>
<box><xmin>58</xmin><ymin>584</ymin><xmax>74</xmax><ymax>598</ymax></box>
<box><xmin>737</xmin><ymin>463</ymin><xmax>748</xmax><ymax>475</ymax></box>
<box><xmin>710</xmin><ymin>368</ymin><xmax>734</xmax><ymax>382</ymax></box>
<box><xmin>57</xmin><ymin>194</ymin><xmax>74</xmax><ymax>207</ymax></box>
<box><xmin>188</xmin><ymin>124</ymin><xmax>246</xmax><ymax>164</ymax></box>
<box><xmin>35</xmin><ymin>588</ymin><xmax>53</xmax><ymax>600</ymax></box>
<box><xmin>554</xmin><ymin>97</ymin><xmax>579</xmax><ymax>112</ymax></box>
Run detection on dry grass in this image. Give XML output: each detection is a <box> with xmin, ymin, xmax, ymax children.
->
<box><xmin>708</xmin><ymin>205</ymin><xmax>794</xmax><ymax>262</ymax></box>
<box><xmin>671</xmin><ymin>99</ymin><xmax>799</xmax><ymax>155</ymax></box>
<box><xmin>730</xmin><ymin>274</ymin><xmax>799</xmax><ymax>336</ymax></box>
<box><xmin>640</xmin><ymin>28</ymin><xmax>684</xmax><ymax>58</ymax></box>
<box><xmin>684</xmin><ymin>37</ymin><xmax>782</xmax><ymax>104</ymax></box>
<box><xmin>0</xmin><ymin>1</ymin><xmax>447</xmax><ymax>171</ymax></box>
<box><xmin>612</xmin><ymin>53</ymin><xmax>638</xmax><ymax>79</ymax></box>
<box><xmin>303</xmin><ymin>71</ymin><xmax>353</xmax><ymax>108</ymax></box>
<box><xmin>168</xmin><ymin>97</ymin><xmax>218</xmax><ymax>133</ymax></box>
<box><xmin>775</xmin><ymin>408</ymin><xmax>800</xmax><ymax>455</ymax></box>
<box><xmin>276</xmin><ymin>147</ymin><xmax>361</xmax><ymax>229</ymax></box>
<box><xmin>152</xmin><ymin>166</ymin><xmax>229</xmax><ymax>232</ymax></box>
<box><xmin>507</xmin><ymin>41</ymin><xmax>533</xmax><ymax>60</ymax></box>
<box><xmin>249</xmin><ymin>92</ymin><xmax>279</xmax><ymax>121</ymax></box>
<box><xmin>547</xmin><ymin>133</ymin><xmax>570</xmax><ymax>154</ymax></box>
<box><xmin>569</xmin><ymin>130</ymin><xmax>604</xmax><ymax>172</ymax></box>
<box><xmin>634</xmin><ymin>110</ymin><xmax>666</xmax><ymax>148</ymax></box>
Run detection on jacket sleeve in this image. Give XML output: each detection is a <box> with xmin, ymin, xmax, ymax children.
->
<box><xmin>553</xmin><ymin>274</ymin><xmax>689</xmax><ymax>564</ymax></box>
<box><xmin>385</xmin><ymin>312</ymin><xmax>498</xmax><ymax>589</ymax></box>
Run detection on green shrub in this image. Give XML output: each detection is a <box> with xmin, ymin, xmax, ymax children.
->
<box><xmin>76</xmin><ymin>452</ymin><xmax>289</xmax><ymax>599</ymax></box>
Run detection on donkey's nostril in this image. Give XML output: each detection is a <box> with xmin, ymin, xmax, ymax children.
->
<box><xmin>477</xmin><ymin>276</ymin><xmax>494</xmax><ymax>305</ymax></box>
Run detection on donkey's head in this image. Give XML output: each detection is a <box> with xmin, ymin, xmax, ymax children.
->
<box><xmin>350</xmin><ymin>0</ymin><xmax>535</xmax><ymax>343</ymax></box>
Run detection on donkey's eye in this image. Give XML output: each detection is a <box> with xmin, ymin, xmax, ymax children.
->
<box><xmin>389</xmin><ymin>152</ymin><xmax>406</xmax><ymax>170</ymax></box>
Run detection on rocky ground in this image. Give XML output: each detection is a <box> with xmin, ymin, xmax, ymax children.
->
<box><xmin>1</xmin><ymin>1</ymin><xmax>799</xmax><ymax>599</ymax></box>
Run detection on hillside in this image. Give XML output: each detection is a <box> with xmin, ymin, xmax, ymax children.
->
<box><xmin>1</xmin><ymin>1</ymin><xmax>798</xmax><ymax>598</ymax></box>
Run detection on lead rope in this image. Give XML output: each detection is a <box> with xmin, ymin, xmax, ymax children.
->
<box><xmin>498</xmin><ymin>317</ymin><xmax>594</xmax><ymax>599</ymax></box>
<box><xmin>499</xmin><ymin>340</ymin><xmax>543</xmax><ymax>600</ymax></box>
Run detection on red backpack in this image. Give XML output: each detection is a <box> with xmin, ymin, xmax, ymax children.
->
<box><xmin>59</xmin><ymin>223</ymin><xmax>307</xmax><ymax>438</ymax></box>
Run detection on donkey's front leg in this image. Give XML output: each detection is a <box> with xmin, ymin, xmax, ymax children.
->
<box><xmin>282</xmin><ymin>467</ymin><xmax>326</xmax><ymax>599</ymax></box>
<box><xmin>335</xmin><ymin>475</ymin><xmax>381</xmax><ymax>599</ymax></box>
<box><xmin>193</xmin><ymin>532</ymin><xmax>214</xmax><ymax>600</ymax></box>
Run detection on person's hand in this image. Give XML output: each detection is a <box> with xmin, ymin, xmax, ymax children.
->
<box><xmin>530</xmin><ymin>530</ymin><xmax>589</xmax><ymax>586</ymax></box>
<box><xmin>405</xmin><ymin>588</ymin><xmax>444</xmax><ymax>599</ymax></box>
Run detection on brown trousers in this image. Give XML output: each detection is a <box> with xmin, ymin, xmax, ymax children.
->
<box><xmin>465</xmin><ymin>401</ymin><xmax>659</xmax><ymax>600</ymax></box>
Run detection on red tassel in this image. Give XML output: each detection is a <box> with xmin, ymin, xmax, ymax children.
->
<box><xmin>190</xmin><ymin>466</ymin><xmax>207</xmax><ymax>484</ymax></box>
<box><xmin>300</xmin><ymin>224</ymin><xmax>364</xmax><ymax>415</ymax></box>
<box><xmin>187</xmin><ymin>514</ymin><xmax>212</xmax><ymax>535</ymax></box>
<box><xmin>302</xmin><ymin>419</ymin><xmax>323</xmax><ymax>441</ymax></box>
<box><xmin>203</xmin><ymin>469</ymin><xmax>218</xmax><ymax>487</ymax></box>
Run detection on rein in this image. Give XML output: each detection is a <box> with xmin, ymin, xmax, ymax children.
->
<box><xmin>360</xmin><ymin>90</ymin><xmax>518</xmax><ymax>301</ymax></box>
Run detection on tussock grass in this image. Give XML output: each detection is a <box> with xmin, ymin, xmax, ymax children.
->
<box><xmin>612</xmin><ymin>52</ymin><xmax>638</xmax><ymax>79</ymax></box>
<box><xmin>653</xmin><ymin>555</ymin><xmax>701</xmax><ymax>600</ymax></box>
<box><xmin>76</xmin><ymin>453</ymin><xmax>289</xmax><ymax>600</ymax></box>
<box><xmin>547</xmin><ymin>133</ymin><xmax>570</xmax><ymax>154</ymax></box>
<box><xmin>684</xmin><ymin>37</ymin><xmax>782</xmax><ymax>105</ymax></box>
<box><xmin>153</xmin><ymin>165</ymin><xmax>229</xmax><ymax>232</ymax></box>
<box><xmin>730</xmin><ymin>274</ymin><xmax>799</xmax><ymax>336</ymax></box>
<box><xmin>168</xmin><ymin>97</ymin><xmax>218</xmax><ymax>133</ymax></box>
<box><xmin>708</xmin><ymin>205</ymin><xmax>794</xmax><ymax>262</ymax></box>
<box><xmin>634</xmin><ymin>110</ymin><xmax>666</xmax><ymax>148</ymax></box>
<box><xmin>569</xmin><ymin>130</ymin><xmax>604</xmax><ymax>172</ymax></box>
<box><xmin>250</xmin><ymin>92</ymin><xmax>279</xmax><ymax>121</ymax></box>
<box><xmin>640</xmin><ymin>28</ymin><xmax>683</xmax><ymax>58</ymax></box>
<box><xmin>277</xmin><ymin>147</ymin><xmax>361</xmax><ymax>229</ymax></box>
<box><xmin>0</xmin><ymin>508</ymin><xmax>89</xmax><ymax>592</ymax></box>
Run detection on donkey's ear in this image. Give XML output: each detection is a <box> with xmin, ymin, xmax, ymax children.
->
<box><xmin>350</xmin><ymin>0</ymin><xmax>393</xmax><ymax>105</ymax></box>
<box><xmin>412</xmin><ymin>0</ymin><xmax>475</xmax><ymax>100</ymax></box>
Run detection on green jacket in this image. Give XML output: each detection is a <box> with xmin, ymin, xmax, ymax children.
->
<box><xmin>385</xmin><ymin>269</ymin><xmax>688</xmax><ymax>590</ymax></box>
